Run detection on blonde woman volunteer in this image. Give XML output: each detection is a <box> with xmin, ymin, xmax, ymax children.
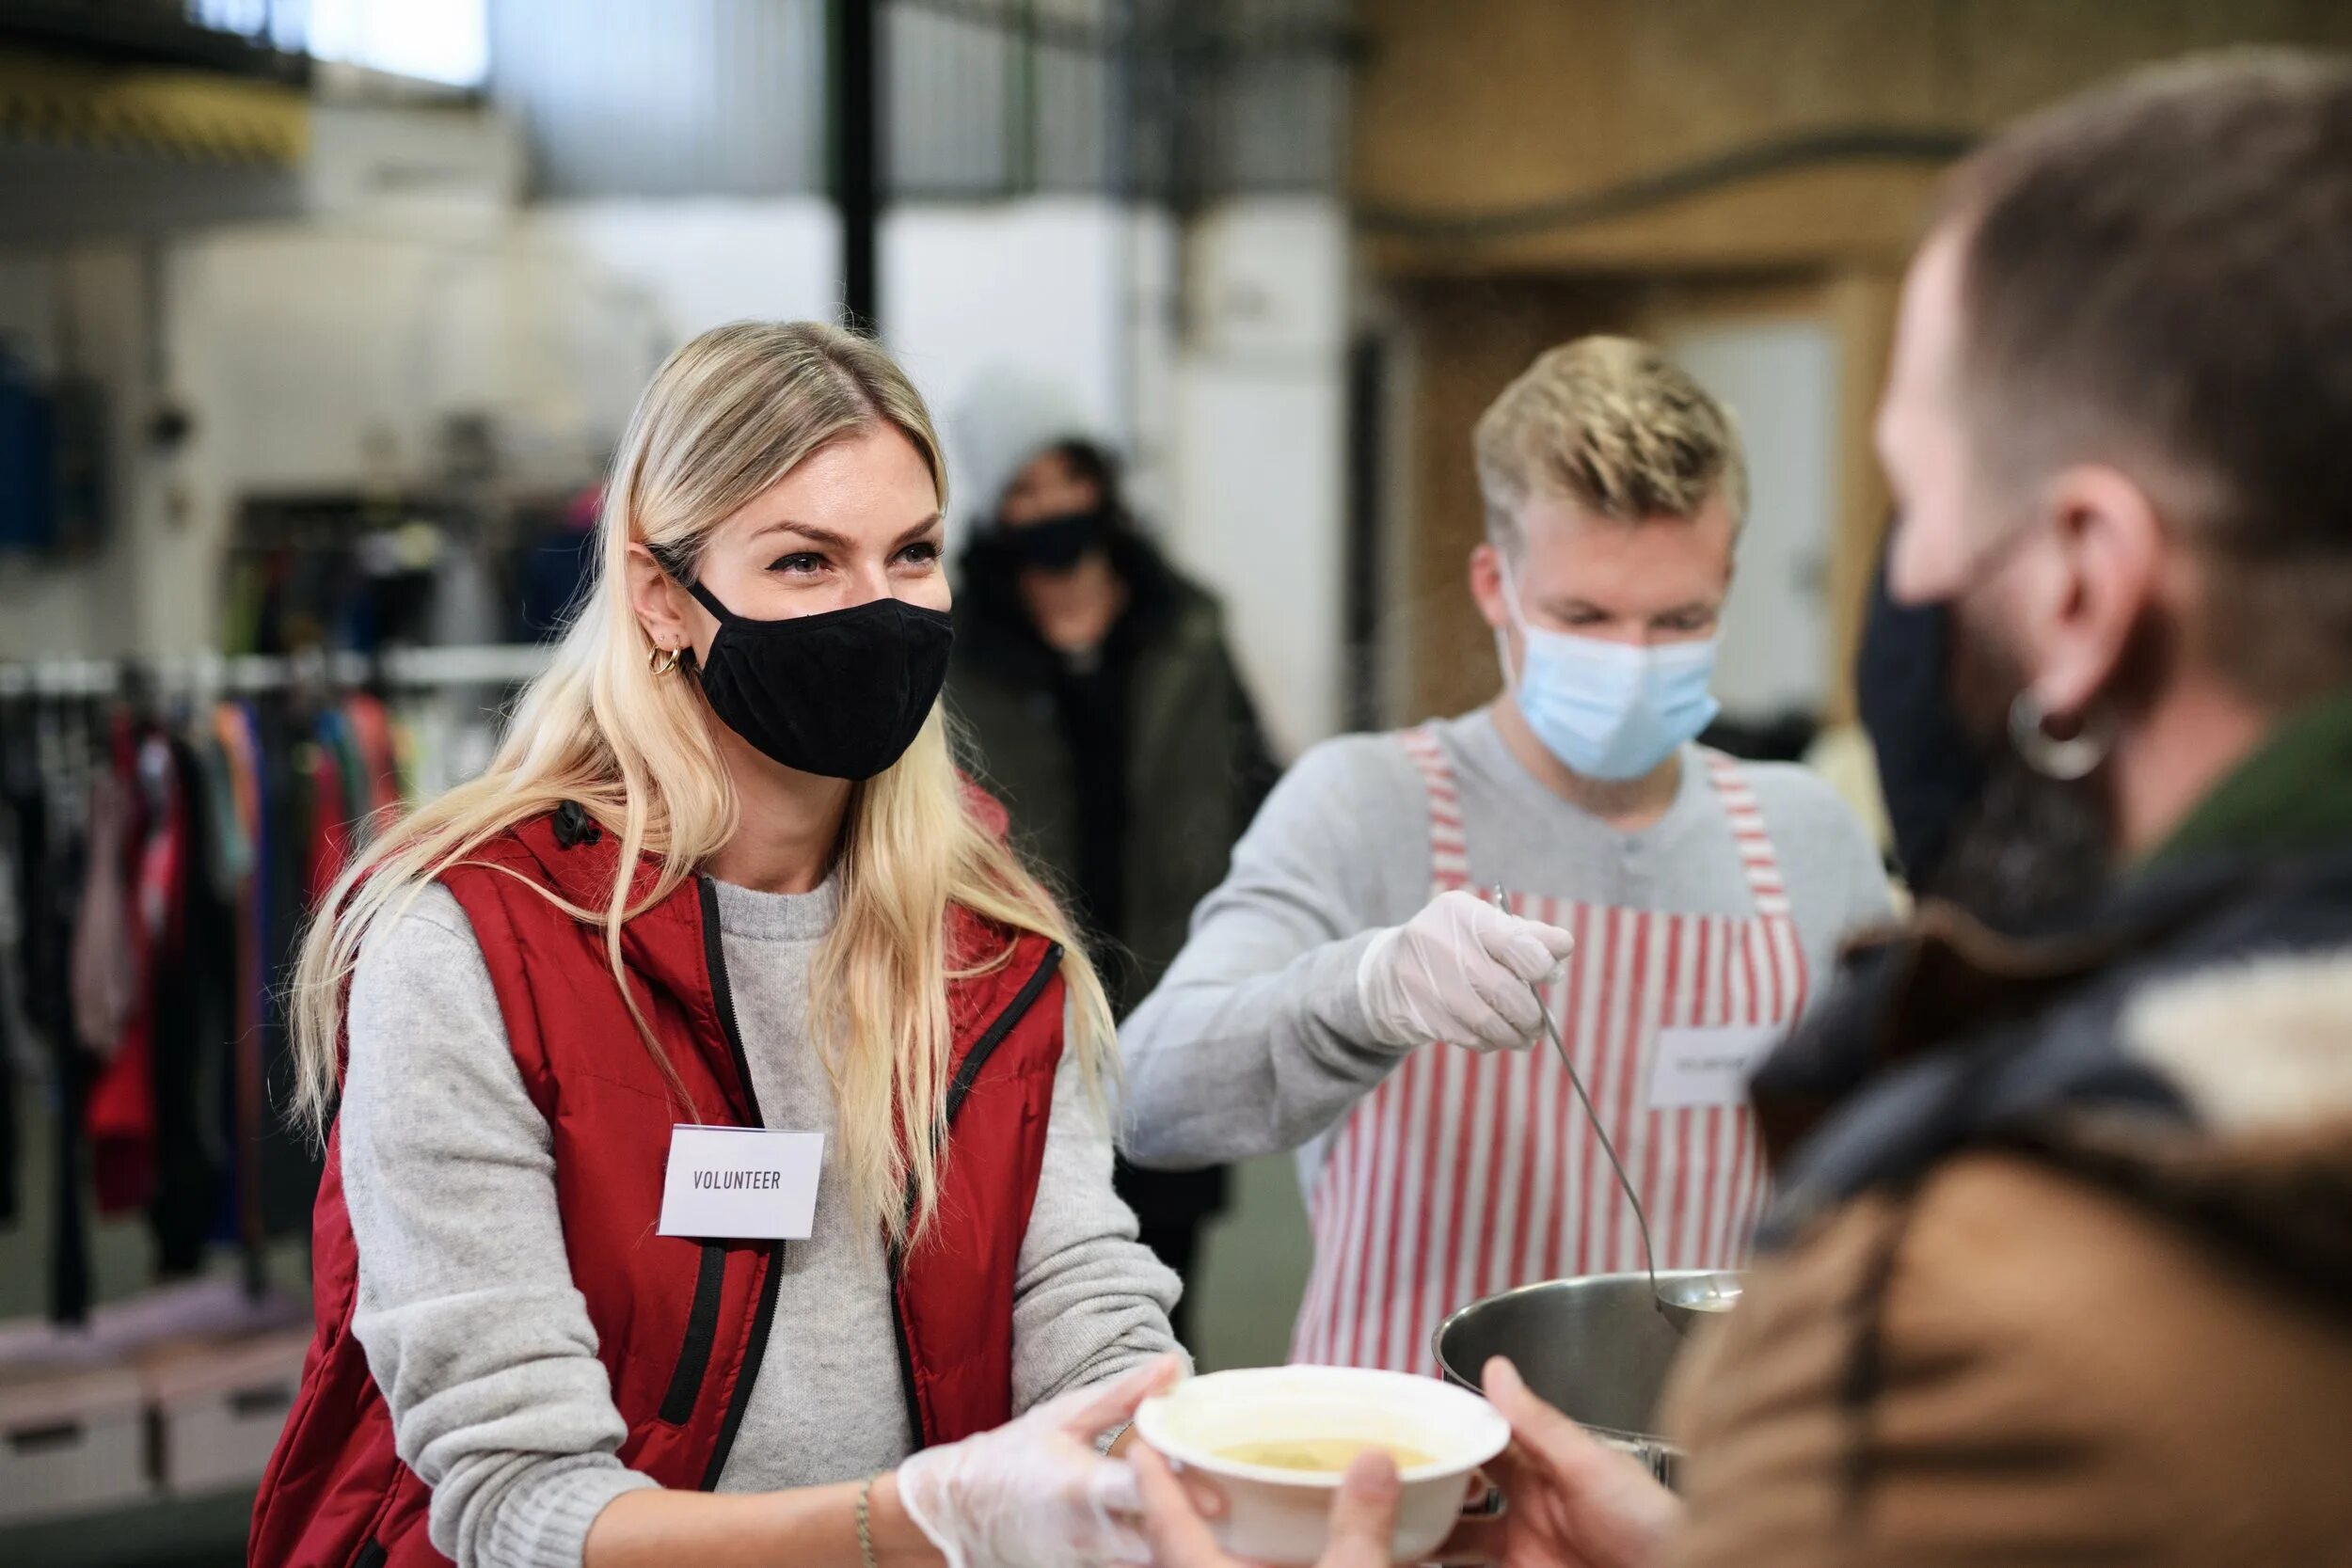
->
<box><xmin>250</xmin><ymin>323</ymin><xmax>1182</xmax><ymax>1568</ymax></box>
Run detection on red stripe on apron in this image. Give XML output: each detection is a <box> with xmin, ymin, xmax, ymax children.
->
<box><xmin>1360</xmin><ymin>1044</ymin><xmax>1414</xmax><ymax>1367</ymax></box>
<box><xmin>1446</xmin><ymin>1028</ymin><xmax>1498</xmax><ymax>1320</ymax></box>
<box><xmin>1667</xmin><ymin>916</ymin><xmax>1708</xmax><ymax>1263</ymax></box>
<box><xmin>1636</xmin><ymin>913</ymin><xmax>1685</xmax><ymax>1267</ymax></box>
<box><xmin>1549</xmin><ymin>896</ymin><xmax>1591</xmax><ymax>1278</ymax></box>
<box><xmin>1603</xmin><ymin>911</ymin><xmax>1651</xmax><ymax>1271</ymax></box>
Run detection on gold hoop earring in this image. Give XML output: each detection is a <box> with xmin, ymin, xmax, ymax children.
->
<box><xmin>649</xmin><ymin>644</ymin><xmax>683</xmax><ymax>676</ymax></box>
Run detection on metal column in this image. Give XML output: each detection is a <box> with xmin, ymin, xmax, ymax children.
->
<box><xmin>831</xmin><ymin>0</ymin><xmax>882</xmax><ymax>333</ymax></box>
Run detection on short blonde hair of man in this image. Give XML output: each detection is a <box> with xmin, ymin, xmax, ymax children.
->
<box><xmin>1473</xmin><ymin>335</ymin><xmax>1747</xmax><ymax>557</ymax></box>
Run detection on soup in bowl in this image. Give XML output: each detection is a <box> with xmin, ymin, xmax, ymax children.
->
<box><xmin>1135</xmin><ymin>1366</ymin><xmax>1511</xmax><ymax>1566</ymax></box>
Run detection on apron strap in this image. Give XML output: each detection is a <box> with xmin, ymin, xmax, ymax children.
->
<box><xmin>1700</xmin><ymin>748</ymin><xmax>1793</xmax><ymax>919</ymax></box>
<box><xmin>1399</xmin><ymin>726</ymin><xmax>1472</xmax><ymax>898</ymax></box>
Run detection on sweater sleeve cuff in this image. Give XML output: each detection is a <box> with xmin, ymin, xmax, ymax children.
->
<box><xmin>483</xmin><ymin>1459</ymin><xmax>660</xmax><ymax>1568</ymax></box>
<box><xmin>1305</xmin><ymin>927</ymin><xmax>1403</xmax><ymax>1061</ymax></box>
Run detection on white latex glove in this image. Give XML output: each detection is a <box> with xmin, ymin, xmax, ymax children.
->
<box><xmin>897</xmin><ymin>1355</ymin><xmax>1184</xmax><ymax>1568</ymax></box>
<box><xmin>1357</xmin><ymin>890</ymin><xmax>1576</xmax><ymax>1052</ymax></box>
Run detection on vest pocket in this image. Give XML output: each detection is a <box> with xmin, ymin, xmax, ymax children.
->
<box><xmin>660</xmin><ymin>1243</ymin><xmax>729</xmax><ymax>1424</ymax></box>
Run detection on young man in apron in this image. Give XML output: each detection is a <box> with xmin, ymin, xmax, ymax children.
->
<box><xmin>1120</xmin><ymin>336</ymin><xmax>1893</xmax><ymax>1373</ymax></box>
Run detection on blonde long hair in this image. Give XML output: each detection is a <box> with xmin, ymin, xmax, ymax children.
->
<box><xmin>290</xmin><ymin>320</ymin><xmax>1116</xmax><ymax>1243</ymax></box>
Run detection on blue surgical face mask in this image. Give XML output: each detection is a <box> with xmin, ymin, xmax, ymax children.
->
<box><xmin>1499</xmin><ymin>560</ymin><xmax>1722</xmax><ymax>781</ymax></box>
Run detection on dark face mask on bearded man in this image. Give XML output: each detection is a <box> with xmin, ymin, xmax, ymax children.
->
<box><xmin>1856</xmin><ymin>547</ymin><xmax>2113</xmax><ymax>933</ymax></box>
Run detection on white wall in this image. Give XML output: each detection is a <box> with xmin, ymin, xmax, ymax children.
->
<box><xmin>882</xmin><ymin>199</ymin><xmax>1177</xmax><ymax>538</ymax></box>
<box><xmin>526</xmin><ymin>197</ymin><xmax>840</xmax><ymax>342</ymax></box>
<box><xmin>303</xmin><ymin>101</ymin><xmax>525</xmax><ymax>217</ymax></box>
<box><xmin>1171</xmin><ymin>198</ymin><xmax>1351</xmax><ymax>755</ymax></box>
<box><xmin>1661</xmin><ymin>317</ymin><xmax>1838</xmax><ymax>721</ymax></box>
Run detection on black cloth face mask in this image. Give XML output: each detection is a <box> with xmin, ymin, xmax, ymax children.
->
<box><xmin>991</xmin><ymin>508</ymin><xmax>1108</xmax><ymax>573</ymax></box>
<box><xmin>685</xmin><ymin>579</ymin><xmax>953</xmax><ymax>781</ymax></box>
<box><xmin>1855</xmin><ymin>556</ymin><xmax>1991</xmax><ymax>891</ymax></box>
<box><xmin>1857</xmin><ymin>549</ymin><xmax>2114</xmax><ymax>927</ymax></box>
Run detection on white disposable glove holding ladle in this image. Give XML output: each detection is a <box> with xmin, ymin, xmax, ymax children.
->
<box><xmin>1355</xmin><ymin>889</ymin><xmax>1577</xmax><ymax>1053</ymax></box>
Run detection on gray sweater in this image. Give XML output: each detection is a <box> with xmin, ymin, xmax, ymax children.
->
<box><xmin>342</xmin><ymin>877</ymin><xmax>1180</xmax><ymax>1568</ymax></box>
<box><xmin>1120</xmin><ymin>709</ymin><xmax>1894</xmax><ymax>1178</ymax></box>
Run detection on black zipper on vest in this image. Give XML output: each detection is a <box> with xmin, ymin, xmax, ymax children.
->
<box><xmin>698</xmin><ymin>877</ymin><xmax>760</xmax><ymax>1120</ymax></box>
<box><xmin>660</xmin><ymin>1242</ymin><xmax>729</xmax><ymax>1425</ymax></box>
<box><xmin>694</xmin><ymin>876</ymin><xmax>782</xmax><ymax>1492</ymax></box>
<box><xmin>946</xmin><ymin>942</ymin><xmax>1064</xmax><ymax>1123</ymax></box>
<box><xmin>886</xmin><ymin>940</ymin><xmax>1064</xmax><ymax>1446</ymax></box>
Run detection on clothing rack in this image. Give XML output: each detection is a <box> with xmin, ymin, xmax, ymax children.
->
<box><xmin>0</xmin><ymin>644</ymin><xmax>551</xmax><ymax>1330</ymax></box>
<box><xmin>0</xmin><ymin>643</ymin><xmax>555</xmax><ymax>701</ymax></box>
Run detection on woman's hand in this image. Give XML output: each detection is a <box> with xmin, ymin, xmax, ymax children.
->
<box><xmin>1440</xmin><ymin>1357</ymin><xmax>1682</xmax><ymax>1568</ymax></box>
<box><xmin>1136</xmin><ymin>1445</ymin><xmax>1401</xmax><ymax>1568</ymax></box>
<box><xmin>897</xmin><ymin>1354</ymin><xmax>1185</xmax><ymax>1568</ymax></box>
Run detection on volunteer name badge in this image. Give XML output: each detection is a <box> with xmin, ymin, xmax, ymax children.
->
<box><xmin>659</xmin><ymin>1126</ymin><xmax>825</xmax><ymax>1240</ymax></box>
<box><xmin>1647</xmin><ymin>1023</ymin><xmax>1783</xmax><ymax>1111</ymax></box>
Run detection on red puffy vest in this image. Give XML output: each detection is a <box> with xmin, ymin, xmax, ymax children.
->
<box><xmin>250</xmin><ymin>811</ymin><xmax>1070</xmax><ymax>1567</ymax></box>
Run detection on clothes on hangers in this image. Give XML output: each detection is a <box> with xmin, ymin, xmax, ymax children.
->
<box><xmin>211</xmin><ymin>700</ymin><xmax>265</xmax><ymax>1260</ymax></box>
<box><xmin>343</xmin><ymin>692</ymin><xmax>401</xmax><ymax>825</ymax></box>
<box><xmin>4</xmin><ymin>663</ymin><xmax>534</xmax><ymax>1322</ymax></box>
<box><xmin>151</xmin><ymin>733</ymin><xmax>235</xmax><ymax>1275</ymax></box>
<box><xmin>304</xmin><ymin>715</ymin><xmax>352</xmax><ymax>909</ymax></box>
<box><xmin>68</xmin><ymin>720</ymin><xmax>137</xmax><ymax>1060</ymax></box>
<box><xmin>3</xmin><ymin>695</ymin><xmax>94</xmax><ymax>1323</ymax></box>
<box><xmin>84</xmin><ymin>726</ymin><xmax>185</xmax><ymax>1215</ymax></box>
<box><xmin>0</xmin><ymin>797</ymin><xmax>25</xmax><ymax>1227</ymax></box>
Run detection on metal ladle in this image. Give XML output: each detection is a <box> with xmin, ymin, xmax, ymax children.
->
<box><xmin>1491</xmin><ymin>886</ymin><xmax>1741</xmax><ymax>1334</ymax></box>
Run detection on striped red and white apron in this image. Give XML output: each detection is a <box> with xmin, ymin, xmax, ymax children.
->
<box><xmin>1290</xmin><ymin>727</ymin><xmax>1810</xmax><ymax>1374</ymax></box>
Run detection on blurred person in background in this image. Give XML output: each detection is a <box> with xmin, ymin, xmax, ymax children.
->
<box><xmin>950</xmin><ymin>432</ymin><xmax>1279</xmax><ymax>1343</ymax></box>
<box><xmin>1145</xmin><ymin>48</ymin><xmax>2352</xmax><ymax>1568</ymax></box>
<box><xmin>1120</xmin><ymin>338</ymin><xmax>1891</xmax><ymax>1373</ymax></box>
<box><xmin>253</xmin><ymin>323</ymin><xmax>1181</xmax><ymax>1568</ymax></box>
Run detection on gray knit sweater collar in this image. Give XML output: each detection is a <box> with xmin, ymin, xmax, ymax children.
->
<box><xmin>707</xmin><ymin>873</ymin><xmax>841</xmax><ymax>942</ymax></box>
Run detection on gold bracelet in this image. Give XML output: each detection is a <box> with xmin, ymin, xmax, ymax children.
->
<box><xmin>856</xmin><ymin>1475</ymin><xmax>880</xmax><ymax>1568</ymax></box>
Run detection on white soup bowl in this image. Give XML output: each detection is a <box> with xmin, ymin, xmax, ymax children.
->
<box><xmin>1134</xmin><ymin>1366</ymin><xmax>1511</xmax><ymax>1566</ymax></box>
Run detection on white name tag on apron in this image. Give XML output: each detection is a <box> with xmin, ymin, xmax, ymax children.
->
<box><xmin>1648</xmin><ymin>1024</ymin><xmax>1783</xmax><ymax>1111</ymax></box>
<box><xmin>658</xmin><ymin>1126</ymin><xmax>824</xmax><ymax>1240</ymax></box>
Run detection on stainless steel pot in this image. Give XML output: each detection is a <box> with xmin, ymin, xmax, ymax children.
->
<box><xmin>1434</xmin><ymin>1271</ymin><xmax>1728</xmax><ymax>1486</ymax></box>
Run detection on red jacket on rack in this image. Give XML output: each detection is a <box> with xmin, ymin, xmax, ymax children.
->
<box><xmin>250</xmin><ymin>808</ymin><xmax>1071</xmax><ymax>1568</ymax></box>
